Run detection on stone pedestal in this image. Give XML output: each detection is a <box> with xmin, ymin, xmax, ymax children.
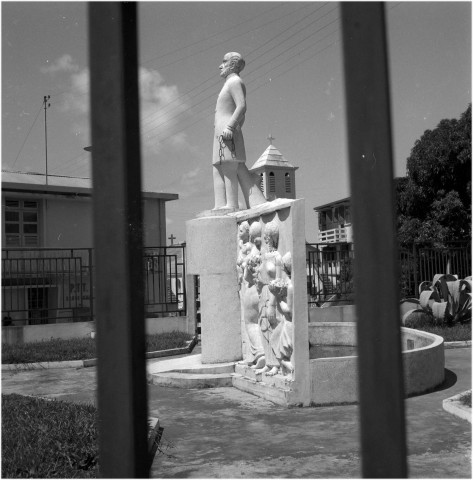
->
<box><xmin>186</xmin><ymin>198</ymin><xmax>310</xmax><ymax>407</ymax></box>
<box><xmin>186</xmin><ymin>215</ymin><xmax>242</xmax><ymax>363</ymax></box>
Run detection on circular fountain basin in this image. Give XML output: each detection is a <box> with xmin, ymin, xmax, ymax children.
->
<box><xmin>308</xmin><ymin>322</ymin><xmax>445</xmax><ymax>406</ymax></box>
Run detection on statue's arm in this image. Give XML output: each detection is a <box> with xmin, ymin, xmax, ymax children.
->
<box><xmin>221</xmin><ymin>78</ymin><xmax>247</xmax><ymax>140</ymax></box>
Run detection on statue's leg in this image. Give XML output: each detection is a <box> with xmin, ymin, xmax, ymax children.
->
<box><xmin>222</xmin><ymin>161</ymin><xmax>239</xmax><ymax>209</ymax></box>
<box><xmin>237</xmin><ymin>164</ymin><xmax>267</xmax><ymax>208</ymax></box>
<box><xmin>212</xmin><ymin>164</ymin><xmax>227</xmax><ymax>209</ymax></box>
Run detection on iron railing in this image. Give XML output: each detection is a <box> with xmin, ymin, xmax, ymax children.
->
<box><xmin>307</xmin><ymin>241</ymin><xmax>471</xmax><ymax>306</ymax></box>
<box><xmin>143</xmin><ymin>246</ymin><xmax>186</xmax><ymax>316</ymax></box>
<box><xmin>307</xmin><ymin>242</ymin><xmax>355</xmax><ymax>306</ymax></box>
<box><xmin>2</xmin><ymin>248</ymin><xmax>94</xmax><ymax>325</ymax></box>
<box><xmin>399</xmin><ymin>241</ymin><xmax>471</xmax><ymax>298</ymax></box>
<box><xmin>2</xmin><ymin>246</ymin><xmax>186</xmax><ymax>325</ymax></box>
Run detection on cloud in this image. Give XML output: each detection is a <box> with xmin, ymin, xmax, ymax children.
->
<box><xmin>42</xmin><ymin>56</ymin><xmax>191</xmax><ymax>152</ymax></box>
<box><xmin>41</xmin><ymin>54</ymin><xmax>79</xmax><ymax>74</ymax></box>
<box><xmin>177</xmin><ymin>166</ymin><xmax>209</xmax><ymax>199</ymax></box>
<box><xmin>139</xmin><ymin>67</ymin><xmax>190</xmax><ymax>153</ymax></box>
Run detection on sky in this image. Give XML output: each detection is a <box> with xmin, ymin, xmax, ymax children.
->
<box><xmin>2</xmin><ymin>1</ymin><xmax>471</xmax><ymax>243</ymax></box>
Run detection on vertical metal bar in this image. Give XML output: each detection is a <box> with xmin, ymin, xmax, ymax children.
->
<box><xmin>341</xmin><ymin>3</ymin><xmax>407</xmax><ymax>477</ymax></box>
<box><xmin>88</xmin><ymin>248</ymin><xmax>94</xmax><ymax>322</ymax></box>
<box><xmin>89</xmin><ymin>3</ymin><xmax>149</xmax><ymax>478</ymax></box>
<box><xmin>182</xmin><ymin>245</ymin><xmax>187</xmax><ymax>315</ymax></box>
<box><xmin>413</xmin><ymin>244</ymin><xmax>418</xmax><ymax>295</ymax></box>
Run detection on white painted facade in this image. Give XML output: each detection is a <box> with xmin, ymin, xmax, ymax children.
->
<box><xmin>2</xmin><ymin>172</ymin><xmax>178</xmax><ymax>248</ymax></box>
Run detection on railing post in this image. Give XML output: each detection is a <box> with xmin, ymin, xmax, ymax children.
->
<box><xmin>412</xmin><ymin>243</ymin><xmax>418</xmax><ymax>295</ymax></box>
<box><xmin>341</xmin><ymin>3</ymin><xmax>407</xmax><ymax>477</ymax></box>
<box><xmin>88</xmin><ymin>248</ymin><xmax>94</xmax><ymax>323</ymax></box>
<box><xmin>89</xmin><ymin>3</ymin><xmax>149</xmax><ymax>477</ymax></box>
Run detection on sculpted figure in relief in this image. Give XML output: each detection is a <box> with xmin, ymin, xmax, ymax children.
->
<box><xmin>212</xmin><ymin>52</ymin><xmax>266</xmax><ymax>210</ymax></box>
<box><xmin>237</xmin><ymin>221</ymin><xmax>265</xmax><ymax>368</ymax></box>
<box><xmin>237</xmin><ymin>221</ymin><xmax>251</xmax><ymax>286</ymax></box>
<box><xmin>270</xmin><ymin>251</ymin><xmax>294</xmax><ymax>377</ymax></box>
<box><xmin>255</xmin><ymin>221</ymin><xmax>283</xmax><ymax>376</ymax></box>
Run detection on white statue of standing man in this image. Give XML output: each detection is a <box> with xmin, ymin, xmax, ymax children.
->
<box><xmin>212</xmin><ymin>52</ymin><xmax>267</xmax><ymax>210</ymax></box>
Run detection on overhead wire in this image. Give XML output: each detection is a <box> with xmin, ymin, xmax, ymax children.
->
<box><xmin>142</xmin><ymin>8</ymin><xmax>340</xmax><ymax>140</ymax></box>
<box><xmin>14</xmin><ymin>3</ymin><xmax>345</xmax><ymax>177</ymax></box>
<box><xmin>149</xmin><ymin>29</ymin><xmax>341</xmax><ymax>146</ymax></box>
<box><xmin>139</xmin><ymin>3</ymin><xmax>335</xmax><ymax>131</ymax></box>
<box><xmin>141</xmin><ymin>4</ymin><xmax>338</xmax><ymax>137</ymax></box>
<box><xmin>11</xmin><ymin>103</ymin><xmax>44</xmax><ymax>169</ymax></box>
<box><xmin>142</xmin><ymin>2</ymin><xmax>287</xmax><ymax>64</ymax></box>
<box><xmin>46</xmin><ymin>2</ymin><xmax>310</xmax><ymax>111</ymax></box>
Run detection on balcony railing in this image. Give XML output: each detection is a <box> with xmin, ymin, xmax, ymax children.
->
<box><xmin>318</xmin><ymin>225</ymin><xmax>352</xmax><ymax>243</ymax></box>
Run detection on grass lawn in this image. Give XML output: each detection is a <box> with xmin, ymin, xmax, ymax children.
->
<box><xmin>2</xmin><ymin>394</ymin><xmax>99</xmax><ymax>478</ymax></box>
<box><xmin>460</xmin><ymin>391</ymin><xmax>472</xmax><ymax>408</ymax></box>
<box><xmin>2</xmin><ymin>330</ymin><xmax>194</xmax><ymax>364</ymax></box>
<box><xmin>412</xmin><ymin>323</ymin><xmax>471</xmax><ymax>342</ymax></box>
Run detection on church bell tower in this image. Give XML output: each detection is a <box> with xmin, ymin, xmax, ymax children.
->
<box><xmin>249</xmin><ymin>135</ymin><xmax>298</xmax><ymax>201</ymax></box>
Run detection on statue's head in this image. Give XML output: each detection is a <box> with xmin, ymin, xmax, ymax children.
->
<box><xmin>249</xmin><ymin>221</ymin><xmax>262</xmax><ymax>242</ymax></box>
<box><xmin>263</xmin><ymin>221</ymin><xmax>279</xmax><ymax>250</ymax></box>
<box><xmin>220</xmin><ymin>52</ymin><xmax>245</xmax><ymax>78</ymax></box>
<box><xmin>238</xmin><ymin>221</ymin><xmax>250</xmax><ymax>242</ymax></box>
<box><xmin>282</xmin><ymin>251</ymin><xmax>292</xmax><ymax>276</ymax></box>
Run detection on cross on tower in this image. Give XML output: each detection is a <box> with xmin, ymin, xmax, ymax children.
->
<box><xmin>168</xmin><ymin>234</ymin><xmax>176</xmax><ymax>245</ymax></box>
<box><xmin>267</xmin><ymin>134</ymin><xmax>275</xmax><ymax>145</ymax></box>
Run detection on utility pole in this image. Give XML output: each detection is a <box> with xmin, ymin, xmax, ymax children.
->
<box><xmin>43</xmin><ymin>95</ymin><xmax>51</xmax><ymax>185</ymax></box>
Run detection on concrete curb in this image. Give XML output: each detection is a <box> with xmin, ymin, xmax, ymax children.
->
<box><xmin>2</xmin><ymin>336</ymin><xmax>199</xmax><ymax>372</ymax></box>
<box><xmin>443</xmin><ymin>390</ymin><xmax>472</xmax><ymax>423</ymax></box>
<box><xmin>2</xmin><ymin>338</ymin><xmax>468</xmax><ymax>371</ymax></box>
<box><xmin>444</xmin><ymin>340</ymin><xmax>472</xmax><ymax>349</ymax></box>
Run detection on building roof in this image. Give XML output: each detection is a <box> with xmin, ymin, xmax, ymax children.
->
<box><xmin>313</xmin><ymin>197</ymin><xmax>350</xmax><ymax>211</ymax></box>
<box><xmin>1</xmin><ymin>171</ymin><xmax>178</xmax><ymax>201</ymax></box>
<box><xmin>249</xmin><ymin>144</ymin><xmax>298</xmax><ymax>171</ymax></box>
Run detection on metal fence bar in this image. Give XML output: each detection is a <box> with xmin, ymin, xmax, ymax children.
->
<box><xmin>341</xmin><ymin>3</ymin><xmax>407</xmax><ymax>477</ymax></box>
<box><xmin>89</xmin><ymin>3</ymin><xmax>149</xmax><ymax>478</ymax></box>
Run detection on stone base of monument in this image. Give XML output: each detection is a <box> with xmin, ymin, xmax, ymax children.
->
<box><xmin>146</xmin><ymin>354</ymin><xmax>236</xmax><ymax>388</ymax></box>
<box><xmin>231</xmin><ymin>364</ymin><xmax>298</xmax><ymax>407</ymax></box>
<box><xmin>146</xmin><ymin>357</ymin><xmax>300</xmax><ymax>406</ymax></box>
<box><xmin>185</xmin><ymin>198</ymin><xmax>311</xmax><ymax>406</ymax></box>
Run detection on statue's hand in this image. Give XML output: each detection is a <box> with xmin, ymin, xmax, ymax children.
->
<box><xmin>221</xmin><ymin>127</ymin><xmax>234</xmax><ymax>140</ymax></box>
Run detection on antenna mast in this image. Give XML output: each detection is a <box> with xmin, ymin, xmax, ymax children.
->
<box><xmin>43</xmin><ymin>95</ymin><xmax>51</xmax><ymax>185</ymax></box>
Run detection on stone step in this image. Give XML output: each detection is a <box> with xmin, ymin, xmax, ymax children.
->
<box><xmin>231</xmin><ymin>374</ymin><xmax>296</xmax><ymax>407</ymax></box>
<box><xmin>148</xmin><ymin>371</ymin><xmax>233</xmax><ymax>389</ymax></box>
<box><xmin>170</xmin><ymin>363</ymin><xmax>235</xmax><ymax>375</ymax></box>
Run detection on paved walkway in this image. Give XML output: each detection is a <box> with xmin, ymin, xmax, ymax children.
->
<box><xmin>2</xmin><ymin>348</ymin><xmax>471</xmax><ymax>478</ymax></box>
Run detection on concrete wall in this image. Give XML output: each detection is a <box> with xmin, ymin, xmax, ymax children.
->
<box><xmin>309</xmin><ymin>305</ymin><xmax>357</xmax><ymax>323</ymax></box>
<box><xmin>308</xmin><ymin>322</ymin><xmax>357</xmax><ymax>346</ymax></box>
<box><xmin>2</xmin><ymin>316</ymin><xmax>193</xmax><ymax>345</ymax></box>
<box><xmin>143</xmin><ymin>198</ymin><xmax>166</xmax><ymax>246</ymax></box>
<box><xmin>2</xmin><ymin>321</ymin><xmax>96</xmax><ymax>344</ymax></box>
<box><xmin>3</xmin><ymin>194</ymin><xmax>168</xmax><ymax>249</ymax></box>
<box><xmin>308</xmin><ymin>322</ymin><xmax>445</xmax><ymax>405</ymax></box>
<box><xmin>44</xmin><ymin>198</ymin><xmax>92</xmax><ymax>248</ymax></box>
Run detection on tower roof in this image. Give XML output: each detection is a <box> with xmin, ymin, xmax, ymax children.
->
<box><xmin>249</xmin><ymin>144</ymin><xmax>297</xmax><ymax>171</ymax></box>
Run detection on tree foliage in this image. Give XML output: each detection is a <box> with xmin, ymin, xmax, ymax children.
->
<box><xmin>396</xmin><ymin>104</ymin><xmax>471</xmax><ymax>246</ymax></box>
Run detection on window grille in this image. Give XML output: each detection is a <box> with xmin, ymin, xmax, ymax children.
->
<box><xmin>260</xmin><ymin>173</ymin><xmax>265</xmax><ymax>195</ymax></box>
<box><xmin>269</xmin><ymin>172</ymin><xmax>275</xmax><ymax>192</ymax></box>
<box><xmin>285</xmin><ymin>173</ymin><xmax>291</xmax><ymax>193</ymax></box>
<box><xmin>4</xmin><ymin>199</ymin><xmax>39</xmax><ymax>247</ymax></box>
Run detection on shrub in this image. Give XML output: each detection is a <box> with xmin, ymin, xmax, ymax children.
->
<box><xmin>460</xmin><ymin>391</ymin><xmax>472</xmax><ymax>408</ymax></box>
<box><xmin>402</xmin><ymin>274</ymin><xmax>472</xmax><ymax>326</ymax></box>
<box><xmin>2</xmin><ymin>394</ymin><xmax>99</xmax><ymax>478</ymax></box>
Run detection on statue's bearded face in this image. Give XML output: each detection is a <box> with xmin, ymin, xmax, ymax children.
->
<box><xmin>219</xmin><ymin>54</ymin><xmax>235</xmax><ymax>78</ymax></box>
